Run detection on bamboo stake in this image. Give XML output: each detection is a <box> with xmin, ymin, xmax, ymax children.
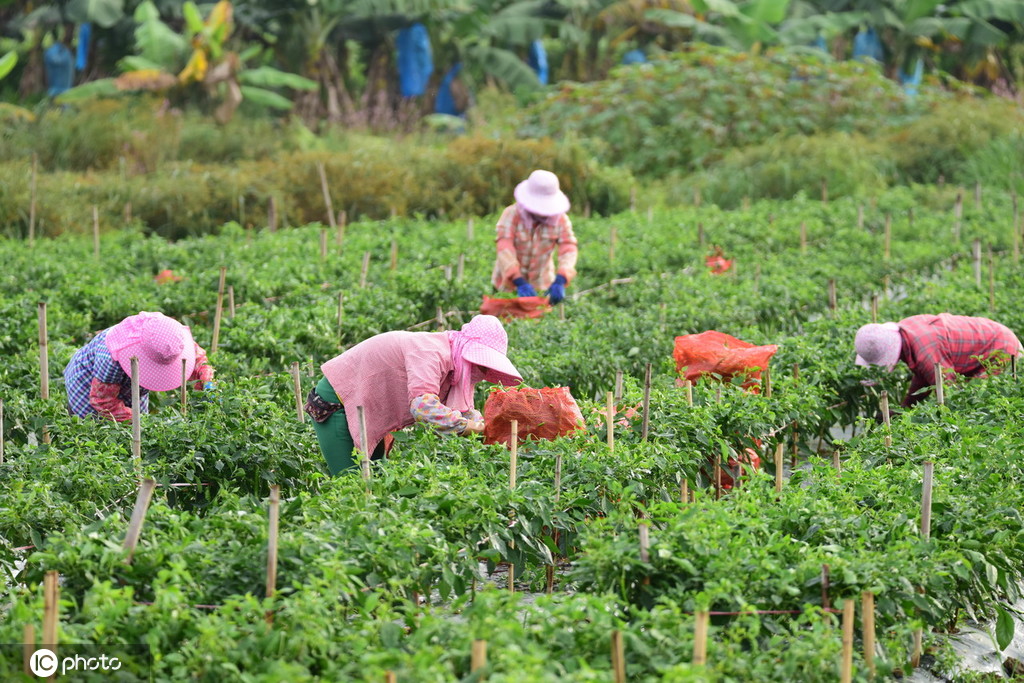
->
<box><xmin>319</xmin><ymin>227</ymin><xmax>328</xmax><ymax>260</ymax></box>
<box><xmin>211</xmin><ymin>266</ymin><xmax>227</xmax><ymax>353</ymax></box>
<box><xmin>988</xmin><ymin>248</ymin><xmax>995</xmax><ymax>312</ymax></box>
<box><xmin>697</xmin><ymin>222</ymin><xmax>705</xmax><ymax>246</ymax></box>
<box><xmin>840</xmin><ymin>599</ymin><xmax>855</xmax><ymax>683</ymax></box>
<box><xmin>774</xmin><ymin>442</ymin><xmax>783</xmax><ymax>493</ymax></box>
<box><xmin>953</xmin><ymin>189</ymin><xmax>963</xmax><ymax>240</ymax></box>
<box><xmin>611</xmin><ymin>629</ymin><xmax>626</xmax><ymax>683</ymax></box>
<box><xmin>800</xmin><ymin>221</ymin><xmax>807</xmax><ymax>252</ymax></box>
<box><xmin>92</xmin><ymin>205</ymin><xmax>100</xmax><ymax>258</ymax></box>
<box><xmin>360</xmin><ymin>251</ymin><xmax>370</xmax><ymax>288</ymax></box>
<box><xmin>863</xmin><ymin>592</ymin><xmax>876</xmax><ymax>679</ymax></box>
<box><xmin>466</xmin><ymin>218</ymin><xmax>474</xmax><ymax>241</ymax></box>
<box><xmin>38</xmin><ymin>302</ymin><xmax>49</xmax><ymax>400</ymax></box>
<box><xmin>821</xmin><ymin>178</ymin><xmax>828</xmax><ymax>204</ymax></box>
<box><xmin>43</xmin><ymin>570</ymin><xmax>58</xmax><ymax>650</ymax></box>
<box><xmin>605</xmin><ymin>392</ymin><xmax>614</xmax><ymax>452</ymax></box>
<box><xmin>681</xmin><ymin>479</ymin><xmax>689</xmax><ymax>504</ymax></box>
<box><xmin>638</xmin><ymin>523</ymin><xmax>650</xmax><ymax>563</ymax></box>
<box><xmin>828</xmin><ymin>279</ymin><xmax>837</xmax><ymax>312</ymax></box>
<box><xmin>123</xmin><ymin>478</ymin><xmax>157</xmax><ymax>563</ymax></box>
<box><xmin>763</xmin><ymin>365</ymin><xmax>772</xmax><ymax>398</ymax></box>
<box><xmin>694</xmin><ymin>187</ymin><xmax>701</xmax><ymax>207</ymax></box>
<box><xmin>358</xmin><ymin>405</ymin><xmax>371</xmax><ymax>483</ymax></box>
<box><xmin>316</xmin><ymin>161</ymin><xmax>337</xmax><ymax>231</ymax></box>
<box><xmin>337</xmin><ymin>292</ymin><xmax>344</xmax><ymax>343</ymax></box>
<box><xmin>238</xmin><ymin>195</ymin><xmax>246</xmax><ymax>227</ymax></box>
<box><xmin>228</xmin><ymin>285</ymin><xmax>236</xmax><ymax>319</ymax></box>
<box><xmin>130</xmin><ymin>357</ymin><xmax>141</xmax><ymax>468</ymax></box>
<box><xmin>23</xmin><ymin>623</ymin><xmax>34</xmax><ymax>675</ymax></box>
<box><xmin>883</xmin><ymin>213</ymin><xmax>891</xmax><ymax>260</ymax></box>
<box><xmin>385</xmin><ymin>672</ymin><xmax>396</xmax><ymax>683</ymax></box>
<box><xmin>693</xmin><ymin>611</ymin><xmax>709</xmax><ymax>666</ymax></box>
<box><xmin>643</xmin><ymin>362</ymin><xmax>651</xmax><ymax>444</ymax></box>
<box><xmin>180</xmin><ymin>359</ymin><xmax>188</xmax><ymax>416</ymax></box>
<box><xmin>880</xmin><ymin>391</ymin><xmax>891</xmax><ymax>448</ymax></box>
<box><xmin>390</xmin><ymin>239</ymin><xmax>398</xmax><ymax>271</ymax></box>
<box><xmin>921</xmin><ymin>461</ymin><xmax>934</xmax><ymax>539</ymax></box>
<box><xmin>714</xmin><ymin>449</ymin><xmax>722</xmax><ymax>500</ymax></box>
<box><xmin>471</xmin><ymin>640</ymin><xmax>487</xmax><ymax>674</ymax></box>
<box><xmin>870</xmin><ymin>294</ymin><xmax>878</xmax><ymax>323</ymax></box>
<box><xmin>28</xmin><ymin>154</ymin><xmax>37</xmax><ymax>245</ymax></box>
<box><xmin>268</xmin><ymin>196</ymin><xmax>278</xmax><ymax>232</ymax></box>
<box><xmin>609</xmin><ymin>224</ymin><xmax>617</xmax><ymax>262</ymax></box>
<box><xmin>821</xmin><ymin>564</ymin><xmax>831</xmax><ymax>611</ymax></box>
<box><xmin>266</xmin><ymin>485</ymin><xmax>280</xmax><ymax>599</ymax></box>
<box><xmin>684</xmin><ymin>380</ymin><xmax>693</xmax><ymax>406</ymax></box>
<box><xmin>934</xmin><ymin>364</ymin><xmax>944</xmax><ymax>406</ymax></box>
<box><xmin>124</xmin><ymin>201</ymin><xmax>132</xmax><ymax>225</ymax></box>
<box><xmin>337</xmin><ymin>210</ymin><xmax>347</xmax><ymax>248</ymax></box>
<box><xmin>614</xmin><ymin>370</ymin><xmax>624</xmax><ymax>401</ymax></box>
<box><xmin>972</xmin><ymin>239</ymin><xmax>982</xmax><ymax>288</ymax></box>
<box><xmin>584</xmin><ymin>201</ymin><xmax>591</xmax><ymax>218</ymax></box>
<box><xmin>833</xmin><ymin>451</ymin><xmax>841</xmax><ymax>474</ymax></box>
<box><xmin>509</xmin><ymin>420</ymin><xmax>518</xmax><ymax>592</ymax></box>
<box><xmin>291</xmin><ymin>362</ymin><xmax>304</xmax><ymax>423</ymax></box>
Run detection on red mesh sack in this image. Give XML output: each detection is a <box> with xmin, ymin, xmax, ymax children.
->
<box><xmin>718</xmin><ymin>448</ymin><xmax>761</xmax><ymax>489</ymax></box>
<box><xmin>673</xmin><ymin>331</ymin><xmax>778</xmax><ymax>393</ymax></box>
<box><xmin>480</xmin><ymin>295</ymin><xmax>552</xmax><ymax>320</ymax></box>
<box><xmin>483</xmin><ymin>387</ymin><xmax>585</xmax><ymax>447</ymax></box>
<box><xmin>705</xmin><ymin>255</ymin><xmax>733</xmax><ymax>274</ymax></box>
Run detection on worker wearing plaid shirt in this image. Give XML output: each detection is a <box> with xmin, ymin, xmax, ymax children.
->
<box><xmin>64</xmin><ymin>315</ymin><xmax>215</xmax><ymax>421</ymax></box>
<box><xmin>492</xmin><ymin>170</ymin><xmax>578</xmax><ymax>304</ymax></box>
<box><xmin>855</xmin><ymin>314</ymin><xmax>1022</xmax><ymax>407</ymax></box>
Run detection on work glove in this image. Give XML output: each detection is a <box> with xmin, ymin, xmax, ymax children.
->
<box><xmin>547</xmin><ymin>274</ymin><xmax>567</xmax><ymax>304</ymax></box>
<box><xmin>512</xmin><ymin>277</ymin><xmax>536</xmax><ymax>298</ymax></box>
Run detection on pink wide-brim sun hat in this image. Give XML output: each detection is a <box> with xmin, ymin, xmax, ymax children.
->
<box><xmin>514</xmin><ymin>169</ymin><xmax>571</xmax><ymax>217</ymax></box>
<box><xmin>854</xmin><ymin>322</ymin><xmax>902</xmax><ymax>368</ymax></box>
<box><xmin>459</xmin><ymin>315</ymin><xmax>522</xmax><ymax>386</ymax></box>
<box><xmin>105</xmin><ymin>312</ymin><xmax>197</xmax><ymax>391</ymax></box>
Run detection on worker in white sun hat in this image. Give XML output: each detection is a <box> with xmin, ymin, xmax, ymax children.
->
<box><xmin>491</xmin><ymin>169</ymin><xmax>579</xmax><ymax>305</ymax></box>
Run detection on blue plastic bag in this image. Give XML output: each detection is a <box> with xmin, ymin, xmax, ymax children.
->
<box><xmin>44</xmin><ymin>43</ymin><xmax>74</xmax><ymax>96</ymax></box>
<box><xmin>76</xmin><ymin>23</ymin><xmax>92</xmax><ymax>71</ymax></box>
<box><xmin>528</xmin><ymin>40</ymin><xmax>548</xmax><ymax>85</ymax></box>
<box><xmin>899</xmin><ymin>58</ymin><xmax>923</xmax><ymax>98</ymax></box>
<box><xmin>397</xmin><ymin>22</ymin><xmax>433</xmax><ymax>97</ymax></box>
<box><xmin>435</xmin><ymin>63</ymin><xmax>464</xmax><ymax>116</ymax></box>
<box><xmin>852</xmin><ymin>28</ymin><xmax>884</xmax><ymax>63</ymax></box>
<box><xmin>622</xmin><ymin>49</ymin><xmax>646</xmax><ymax>65</ymax></box>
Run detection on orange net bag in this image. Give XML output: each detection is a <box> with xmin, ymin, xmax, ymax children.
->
<box><xmin>480</xmin><ymin>295</ymin><xmax>552</xmax><ymax>320</ymax></box>
<box><xmin>483</xmin><ymin>386</ymin><xmax>585</xmax><ymax>447</ymax></box>
<box><xmin>673</xmin><ymin>331</ymin><xmax>778</xmax><ymax>393</ymax></box>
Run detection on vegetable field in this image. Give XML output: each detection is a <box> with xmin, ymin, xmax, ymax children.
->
<box><xmin>2</xmin><ymin>186</ymin><xmax>1024</xmax><ymax>681</ymax></box>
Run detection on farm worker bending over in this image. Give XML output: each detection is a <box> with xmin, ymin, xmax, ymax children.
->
<box><xmin>854</xmin><ymin>314</ymin><xmax>1022</xmax><ymax>408</ymax></box>
<box><xmin>64</xmin><ymin>312</ymin><xmax>216</xmax><ymax>421</ymax></box>
<box><xmin>492</xmin><ymin>169</ymin><xmax>578</xmax><ymax>305</ymax></box>
<box><xmin>306</xmin><ymin>314</ymin><xmax>522</xmax><ymax>476</ymax></box>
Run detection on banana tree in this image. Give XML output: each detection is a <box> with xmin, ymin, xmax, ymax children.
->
<box><xmin>0</xmin><ymin>51</ymin><xmax>37</xmax><ymax>121</ymax></box>
<box><xmin>645</xmin><ymin>0</ymin><xmax>793</xmax><ymax>51</ymax></box>
<box><xmin>56</xmin><ymin>0</ymin><xmax>316</xmax><ymax>122</ymax></box>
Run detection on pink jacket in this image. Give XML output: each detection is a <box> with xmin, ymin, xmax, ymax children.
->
<box><xmin>321</xmin><ymin>331</ymin><xmax>466</xmax><ymax>455</ymax></box>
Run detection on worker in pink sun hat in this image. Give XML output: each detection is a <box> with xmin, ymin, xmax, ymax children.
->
<box><xmin>63</xmin><ymin>312</ymin><xmax>216</xmax><ymax>421</ymax></box>
<box><xmin>492</xmin><ymin>169</ymin><xmax>578</xmax><ymax>305</ymax></box>
<box><xmin>855</xmin><ymin>314</ymin><xmax>1022</xmax><ymax>408</ymax></box>
<box><xmin>307</xmin><ymin>314</ymin><xmax>522</xmax><ymax>476</ymax></box>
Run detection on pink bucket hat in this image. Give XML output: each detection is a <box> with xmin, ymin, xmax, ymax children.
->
<box><xmin>514</xmin><ymin>169</ymin><xmax>570</xmax><ymax>217</ymax></box>
<box><xmin>854</xmin><ymin>322</ymin><xmax>902</xmax><ymax>368</ymax></box>
<box><xmin>105</xmin><ymin>312</ymin><xmax>197</xmax><ymax>391</ymax></box>
<box><xmin>453</xmin><ymin>315</ymin><xmax>522</xmax><ymax>386</ymax></box>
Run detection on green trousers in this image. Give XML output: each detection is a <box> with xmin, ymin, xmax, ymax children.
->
<box><xmin>311</xmin><ymin>376</ymin><xmax>384</xmax><ymax>476</ymax></box>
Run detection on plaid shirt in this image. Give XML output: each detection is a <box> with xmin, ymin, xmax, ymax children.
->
<box><xmin>898</xmin><ymin>313</ymin><xmax>1021</xmax><ymax>406</ymax></box>
<box><xmin>492</xmin><ymin>204</ymin><xmax>578</xmax><ymax>291</ymax></box>
<box><xmin>63</xmin><ymin>327</ymin><xmax>214</xmax><ymax>421</ymax></box>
